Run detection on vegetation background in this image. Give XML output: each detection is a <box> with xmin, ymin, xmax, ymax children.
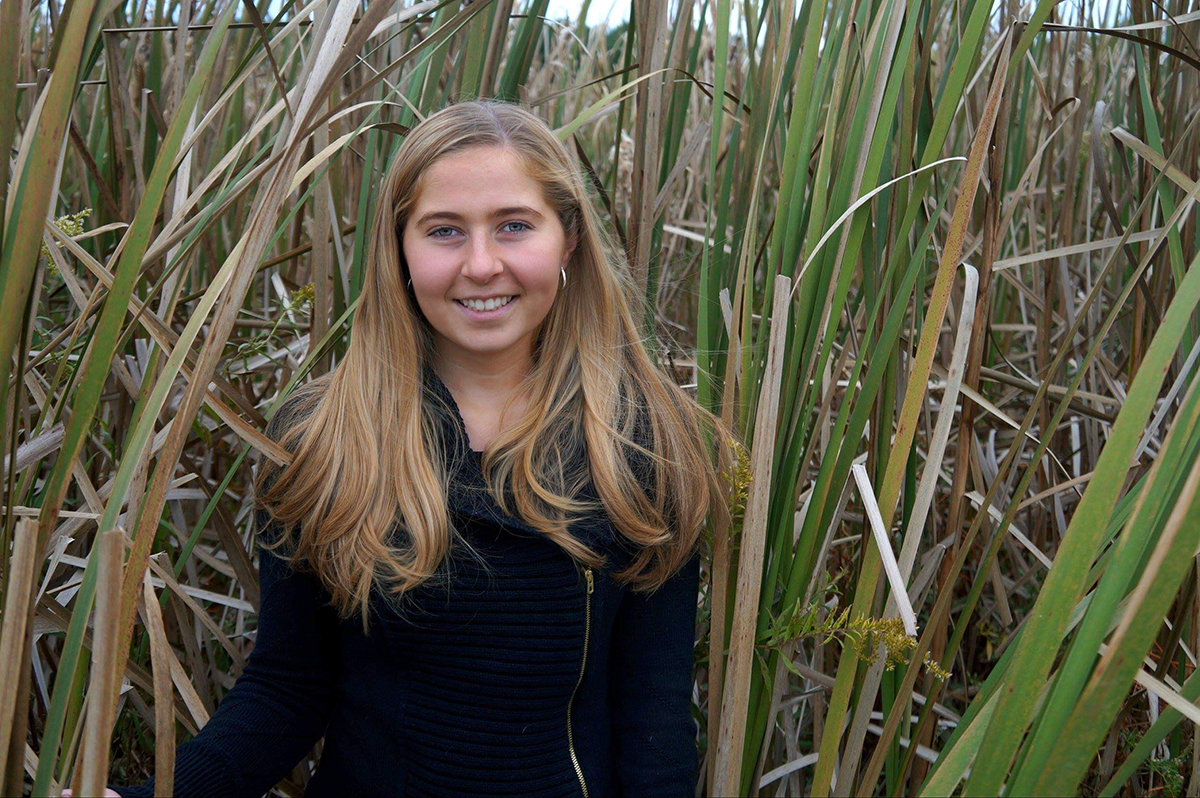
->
<box><xmin>1</xmin><ymin>0</ymin><xmax>1199</xmax><ymax>795</ymax></box>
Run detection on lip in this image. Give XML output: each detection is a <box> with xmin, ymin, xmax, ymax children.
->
<box><xmin>453</xmin><ymin>295</ymin><xmax>519</xmax><ymax>319</ymax></box>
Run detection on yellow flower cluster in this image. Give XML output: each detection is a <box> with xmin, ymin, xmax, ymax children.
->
<box><xmin>762</xmin><ymin>599</ymin><xmax>951</xmax><ymax>683</ymax></box>
<box><xmin>40</xmin><ymin>208</ymin><xmax>93</xmax><ymax>273</ymax></box>
<box><xmin>723</xmin><ymin>436</ymin><xmax>752</xmax><ymax>524</ymax></box>
<box><xmin>290</xmin><ymin>282</ymin><xmax>315</xmax><ymax>309</ymax></box>
<box><xmin>923</xmin><ymin>652</ymin><xmax>951</xmax><ymax>682</ymax></box>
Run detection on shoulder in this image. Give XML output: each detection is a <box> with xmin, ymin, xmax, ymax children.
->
<box><xmin>263</xmin><ymin>378</ymin><xmax>329</xmax><ymax>445</ymax></box>
<box><xmin>253</xmin><ymin>381</ymin><xmax>329</xmax><ymax>545</ymax></box>
<box><xmin>256</xmin><ymin>381</ymin><xmax>330</xmax><ymax>485</ymax></box>
<box><xmin>620</xmin><ymin>395</ymin><xmax>656</xmax><ymax>486</ymax></box>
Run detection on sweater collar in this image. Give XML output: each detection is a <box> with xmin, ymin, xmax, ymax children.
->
<box><xmin>420</xmin><ymin>363</ymin><xmax>612</xmax><ymax>551</ymax></box>
<box><xmin>421</xmin><ymin>361</ymin><xmax>477</xmax><ymax>464</ymax></box>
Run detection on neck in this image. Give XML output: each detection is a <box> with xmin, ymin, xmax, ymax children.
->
<box><xmin>431</xmin><ymin>341</ymin><xmax>534</xmax><ymax>406</ymax></box>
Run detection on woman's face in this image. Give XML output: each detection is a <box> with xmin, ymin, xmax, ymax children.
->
<box><xmin>401</xmin><ymin>145</ymin><xmax>575</xmax><ymax>368</ymax></box>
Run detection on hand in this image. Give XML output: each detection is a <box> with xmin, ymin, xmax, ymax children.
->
<box><xmin>60</xmin><ymin>790</ymin><xmax>121</xmax><ymax>797</ymax></box>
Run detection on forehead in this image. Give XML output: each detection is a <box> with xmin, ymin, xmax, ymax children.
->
<box><xmin>411</xmin><ymin>146</ymin><xmax>548</xmax><ymax>212</ymax></box>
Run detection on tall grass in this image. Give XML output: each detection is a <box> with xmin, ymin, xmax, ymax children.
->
<box><xmin>2</xmin><ymin>0</ymin><xmax>1199</xmax><ymax>795</ymax></box>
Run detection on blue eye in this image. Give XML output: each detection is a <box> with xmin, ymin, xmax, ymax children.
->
<box><xmin>503</xmin><ymin>221</ymin><xmax>531</xmax><ymax>234</ymax></box>
<box><xmin>429</xmin><ymin>226</ymin><xmax>457</xmax><ymax>239</ymax></box>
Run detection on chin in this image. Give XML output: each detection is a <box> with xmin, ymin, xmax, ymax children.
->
<box><xmin>447</xmin><ymin>333</ymin><xmax>525</xmax><ymax>354</ymax></box>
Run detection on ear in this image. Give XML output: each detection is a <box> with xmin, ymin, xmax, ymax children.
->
<box><xmin>563</xmin><ymin>232</ymin><xmax>578</xmax><ymax>265</ymax></box>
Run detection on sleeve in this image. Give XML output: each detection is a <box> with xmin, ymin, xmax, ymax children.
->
<box><xmin>111</xmin><ymin>507</ymin><xmax>340</xmax><ymax>798</ymax></box>
<box><xmin>608</xmin><ymin>550</ymin><xmax>702</xmax><ymax>798</ymax></box>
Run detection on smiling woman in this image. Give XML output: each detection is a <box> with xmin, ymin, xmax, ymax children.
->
<box><xmin>101</xmin><ymin>98</ymin><xmax>737</xmax><ymax>798</ymax></box>
<box><xmin>400</xmin><ymin>144</ymin><xmax>576</xmax><ymax>446</ymax></box>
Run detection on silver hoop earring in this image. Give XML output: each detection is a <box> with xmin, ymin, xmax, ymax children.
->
<box><xmin>560</xmin><ymin>267</ymin><xmax>567</xmax><ymax>288</ymax></box>
<box><xmin>407</xmin><ymin>277</ymin><xmax>413</xmax><ymax>292</ymax></box>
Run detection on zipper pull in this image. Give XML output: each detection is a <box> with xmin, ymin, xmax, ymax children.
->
<box><xmin>585</xmin><ymin>567</ymin><xmax>594</xmax><ymax>594</ymax></box>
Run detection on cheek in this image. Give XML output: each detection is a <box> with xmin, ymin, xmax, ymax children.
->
<box><xmin>402</xmin><ymin>230</ymin><xmax>431</xmax><ymax>271</ymax></box>
<box><xmin>403</xmin><ymin>234</ymin><xmax>455</xmax><ymax>292</ymax></box>
<box><xmin>516</xmin><ymin>237</ymin><xmax>567</xmax><ymax>285</ymax></box>
<box><xmin>512</xmin><ymin>266</ymin><xmax>561</xmax><ymax>303</ymax></box>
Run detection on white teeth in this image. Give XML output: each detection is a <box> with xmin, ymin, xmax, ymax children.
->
<box><xmin>458</xmin><ymin>296</ymin><xmax>515</xmax><ymax>311</ymax></box>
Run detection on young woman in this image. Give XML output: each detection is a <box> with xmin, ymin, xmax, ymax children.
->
<box><xmin>97</xmin><ymin>99</ymin><xmax>735</xmax><ymax>798</ymax></box>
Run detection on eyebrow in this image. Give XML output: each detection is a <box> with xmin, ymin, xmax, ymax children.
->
<box><xmin>414</xmin><ymin>206</ymin><xmax>545</xmax><ymax>227</ymax></box>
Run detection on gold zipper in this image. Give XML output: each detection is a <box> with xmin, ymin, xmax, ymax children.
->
<box><xmin>567</xmin><ymin>566</ymin><xmax>594</xmax><ymax>798</ymax></box>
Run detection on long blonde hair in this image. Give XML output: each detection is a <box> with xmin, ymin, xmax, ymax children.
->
<box><xmin>254</xmin><ymin>99</ymin><xmax>736</xmax><ymax>625</ymax></box>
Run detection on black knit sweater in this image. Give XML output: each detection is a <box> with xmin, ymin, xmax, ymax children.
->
<box><xmin>112</xmin><ymin>366</ymin><xmax>701</xmax><ymax>797</ymax></box>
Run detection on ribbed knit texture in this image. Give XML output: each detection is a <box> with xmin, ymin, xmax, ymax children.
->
<box><xmin>111</xmin><ymin>367</ymin><xmax>700</xmax><ymax>798</ymax></box>
<box><xmin>379</xmin><ymin>473</ymin><xmax>589</xmax><ymax>797</ymax></box>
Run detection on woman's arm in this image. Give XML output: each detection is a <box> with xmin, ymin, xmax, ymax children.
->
<box><xmin>608</xmin><ymin>550</ymin><xmax>702</xmax><ymax>797</ymax></box>
<box><xmin>111</xmin><ymin>507</ymin><xmax>340</xmax><ymax>798</ymax></box>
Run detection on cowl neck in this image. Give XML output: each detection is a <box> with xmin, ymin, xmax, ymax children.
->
<box><xmin>419</xmin><ymin>363</ymin><xmax>614</xmax><ymax>552</ymax></box>
<box><xmin>420</xmin><ymin>362</ymin><xmax>482</xmax><ymax>468</ymax></box>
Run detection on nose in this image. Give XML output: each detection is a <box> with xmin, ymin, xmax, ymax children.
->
<box><xmin>461</xmin><ymin>233</ymin><xmax>504</xmax><ymax>282</ymax></box>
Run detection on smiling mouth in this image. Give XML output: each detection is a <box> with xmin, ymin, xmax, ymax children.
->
<box><xmin>454</xmin><ymin>295</ymin><xmax>517</xmax><ymax>312</ymax></box>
